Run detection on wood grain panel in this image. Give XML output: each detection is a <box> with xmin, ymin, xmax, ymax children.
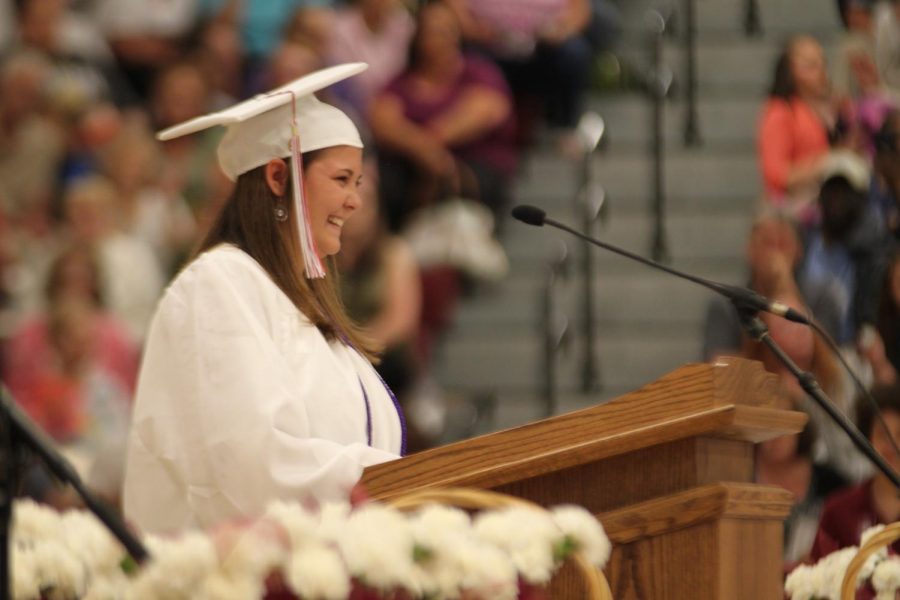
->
<box><xmin>363</xmin><ymin>359</ymin><xmax>803</xmax><ymax>500</ymax></box>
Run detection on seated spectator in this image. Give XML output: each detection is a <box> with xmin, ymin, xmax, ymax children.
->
<box><xmin>12</xmin><ymin>0</ymin><xmax>134</xmax><ymax>106</ymax></box>
<box><xmin>872</xmin><ymin>109</ymin><xmax>900</xmax><ymax>234</ymax></box>
<box><xmin>4</xmin><ymin>242</ymin><xmax>139</xmax><ymax>402</ymax></box>
<box><xmin>703</xmin><ymin>211</ymin><xmax>845</xmax><ymax>361</ymax></box>
<box><xmin>0</xmin><ymin>50</ymin><xmax>64</xmax><ymax>223</ymax></box>
<box><xmin>325</xmin><ymin>0</ymin><xmax>415</xmax><ymax>117</ymax></box>
<box><xmin>756</xmin><ymin>391</ymin><xmax>848</xmax><ymax>564</ymax></box>
<box><xmin>369</xmin><ymin>1</ymin><xmax>517</xmax><ymax>231</ymax></box>
<box><xmin>151</xmin><ymin>60</ymin><xmax>227</xmax><ymax>231</ymax></box>
<box><xmin>802</xmin><ymin>150</ymin><xmax>892</xmax><ymax>345</ymax></box>
<box><xmin>98</xmin><ymin>123</ymin><xmax>197</xmax><ymax>275</ymax></box>
<box><xmin>758</xmin><ymin>35</ymin><xmax>842</xmax><ymax>222</ymax></box>
<box><xmin>811</xmin><ymin>383</ymin><xmax>900</xmax><ymax>561</ymax></box>
<box><xmin>444</xmin><ymin>0</ymin><xmax>593</xmax><ymax>145</ymax></box>
<box><xmin>90</xmin><ymin>0</ymin><xmax>199</xmax><ymax>98</ymax></box>
<box><xmin>875</xmin><ymin>250</ymin><xmax>900</xmax><ymax>381</ymax></box>
<box><xmin>18</xmin><ymin>298</ymin><xmax>132</xmax><ymax>507</ymax></box>
<box><xmin>703</xmin><ymin>212</ymin><xmax>873</xmax><ymax>480</ymax></box>
<box><xmin>3</xmin><ymin>244</ymin><xmax>137</xmax><ymax>507</ymax></box>
<box><xmin>874</xmin><ymin>0</ymin><xmax>900</xmax><ymax>94</ymax></box>
<box><xmin>833</xmin><ymin>0</ymin><xmax>898</xmax><ymax>158</ymax></box>
<box><xmin>63</xmin><ymin>176</ymin><xmax>165</xmax><ymax>342</ymax></box>
<box><xmin>267</xmin><ymin>40</ymin><xmax>323</xmax><ymax>89</ymax></box>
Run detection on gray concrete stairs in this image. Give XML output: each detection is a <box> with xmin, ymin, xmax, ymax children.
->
<box><xmin>430</xmin><ymin>0</ymin><xmax>844</xmax><ymax>433</ymax></box>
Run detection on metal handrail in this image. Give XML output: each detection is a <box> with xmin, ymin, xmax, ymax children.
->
<box><xmin>573</xmin><ymin>112</ymin><xmax>607</xmax><ymax>394</ymax></box>
<box><xmin>541</xmin><ymin>241</ymin><xmax>570</xmax><ymax>418</ymax></box>
<box><xmin>682</xmin><ymin>0</ymin><xmax>701</xmax><ymax>146</ymax></box>
<box><xmin>745</xmin><ymin>0</ymin><xmax>762</xmax><ymax>36</ymax></box>
<box><xmin>646</xmin><ymin>9</ymin><xmax>673</xmax><ymax>263</ymax></box>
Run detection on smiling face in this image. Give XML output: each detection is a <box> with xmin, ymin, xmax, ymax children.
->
<box><xmin>303</xmin><ymin>145</ymin><xmax>364</xmax><ymax>257</ymax></box>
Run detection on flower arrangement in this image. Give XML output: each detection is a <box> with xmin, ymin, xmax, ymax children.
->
<box><xmin>784</xmin><ymin>525</ymin><xmax>893</xmax><ymax>600</ymax></box>
<box><xmin>10</xmin><ymin>493</ymin><xmax>612</xmax><ymax>600</ymax></box>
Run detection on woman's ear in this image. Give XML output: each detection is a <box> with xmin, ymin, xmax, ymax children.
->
<box><xmin>264</xmin><ymin>158</ymin><xmax>289</xmax><ymax>197</ymax></box>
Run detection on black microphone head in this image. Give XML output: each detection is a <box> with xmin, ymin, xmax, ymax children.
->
<box><xmin>511</xmin><ymin>205</ymin><xmax>546</xmax><ymax>226</ymax></box>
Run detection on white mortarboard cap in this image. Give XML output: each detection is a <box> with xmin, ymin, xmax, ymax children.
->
<box><xmin>155</xmin><ymin>63</ymin><xmax>368</xmax><ymax>279</ymax></box>
<box><xmin>820</xmin><ymin>149</ymin><xmax>871</xmax><ymax>193</ymax></box>
<box><xmin>157</xmin><ymin>62</ymin><xmax>367</xmax><ymax>180</ymax></box>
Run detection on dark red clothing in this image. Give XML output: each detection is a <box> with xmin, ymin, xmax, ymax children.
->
<box><xmin>810</xmin><ymin>478</ymin><xmax>898</xmax><ymax>600</ymax></box>
<box><xmin>811</xmin><ymin>479</ymin><xmax>883</xmax><ymax>561</ymax></box>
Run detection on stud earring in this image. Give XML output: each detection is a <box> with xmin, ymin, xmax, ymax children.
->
<box><xmin>274</xmin><ymin>205</ymin><xmax>288</xmax><ymax>222</ymax></box>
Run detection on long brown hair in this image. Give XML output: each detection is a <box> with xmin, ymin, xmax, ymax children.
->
<box><xmin>194</xmin><ymin>153</ymin><xmax>380</xmax><ymax>362</ymax></box>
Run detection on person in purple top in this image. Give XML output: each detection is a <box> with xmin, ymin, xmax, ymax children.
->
<box><xmin>369</xmin><ymin>1</ymin><xmax>517</xmax><ymax>231</ymax></box>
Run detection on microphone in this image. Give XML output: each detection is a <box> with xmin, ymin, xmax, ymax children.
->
<box><xmin>510</xmin><ymin>204</ymin><xmax>810</xmax><ymax>325</ymax></box>
<box><xmin>511</xmin><ymin>205</ymin><xmax>547</xmax><ymax>227</ymax></box>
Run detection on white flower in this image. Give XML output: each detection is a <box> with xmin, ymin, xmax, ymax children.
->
<box><xmin>473</xmin><ymin>506</ymin><xmax>562</xmax><ymax>584</ymax></box>
<box><xmin>59</xmin><ymin>511</ymin><xmax>124</xmax><ymax>576</ymax></box>
<box><xmin>196</xmin><ymin>572</ymin><xmax>261</xmax><ymax>600</ymax></box>
<box><xmin>550</xmin><ymin>505</ymin><xmax>611</xmax><ymax>568</ymax></box>
<box><xmin>217</xmin><ymin>520</ymin><xmax>286</xmax><ymax>582</ymax></box>
<box><xmin>338</xmin><ymin>504</ymin><xmax>422</xmax><ymax>594</ymax></box>
<box><xmin>872</xmin><ymin>556</ymin><xmax>900</xmax><ymax>600</ymax></box>
<box><xmin>30</xmin><ymin>539</ymin><xmax>88</xmax><ymax>599</ymax></box>
<box><xmin>819</xmin><ymin>546</ymin><xmax>858</xmax><ymax>599</ymax></box>
<box><xmin>82</xmin><ymin>571</ymin><xmax>130</xmax><ymax>600</ymax></box>
<box><xmin>285</xmin><ymin>543</ymin><xmax>350</xmax><ymax>600</ymax></box>
<box><xmin>455</xmin><ymin>540</ymin><xmax>518</xmax><ymax>600</ymax></box>
<box><xmin>264</xmin><ymin>501</ymin><xmax>320</xmax><ymax>550</ymax></box>
<box><xmin>316</xmin><ymin>501</ymin><xmax>352</xmax><ymax>545</ymax></box>
<box><xmin>408</xmin><ymin>505</ymin><xmax>472</xmax><ymax>597</ymax></box>
<box><xmin>860</xmin><ymin>524</ymin><xmax>889</xmax><ymax>580</ymax></box>
<box><xmin>785</xmin><ymin>563</ymin><xmax>822</xmax><ymax>600</ymax></box>
<box><xmin>12</xmin><ymin>544</ymin><xmax>41</xmax><ymax>600</ymax></box>
<box><xmin>13</xmin><ymin>500</ymin><xmax>62</xmax><ymax>544</ymax></box>
<box><xmin>126</xmin><ymin>532</ymin><xmax>217</xmax><ymax>600</ymax></box>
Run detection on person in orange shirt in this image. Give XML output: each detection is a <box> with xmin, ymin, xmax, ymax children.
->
<box><xmin>758</xmin><ymin>35</ymin><xmax>838</xmax><ymax>222</ymax></box>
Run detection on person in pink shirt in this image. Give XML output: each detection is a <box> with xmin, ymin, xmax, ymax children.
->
<box><xmin>326</xmin><ymin>0</ymin><xmax>415</xmax><ymax>117</ymax></box>
<box><xmin>758</xmin><ymin>35</ymin><xmax>840</xmax><ymax>222</ymax></box>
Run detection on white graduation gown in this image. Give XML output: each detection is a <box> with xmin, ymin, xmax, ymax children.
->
<box><xmin>123</xmin><ymin>244</ymin><xmax>403</xmax><ymax>534</ymax></box>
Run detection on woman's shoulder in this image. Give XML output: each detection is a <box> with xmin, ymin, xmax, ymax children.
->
<box><xmin>177</xmin><ymin>244</ymin><xmax>269</xmax><ymax>283</ymax></box>
<box><xmin>162</xmin><ymin>245</ymin><xmax>280</xmax><ymax>308</ymax></box>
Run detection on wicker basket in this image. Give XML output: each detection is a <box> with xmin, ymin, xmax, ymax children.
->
<box><xmin>840</xmin><ymin>522</ymin><xmax>900</xmax><ymax>599</ymax></box>
<box><xmin>387</xmin><ymin>487</ymin><xmax>613</xmax><ymax>600</ymax></box>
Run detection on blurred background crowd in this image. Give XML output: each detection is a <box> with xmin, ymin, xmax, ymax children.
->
<box><xmin>0</xmin><ymin>0</ymin><xmax>622</xmax><ymax>508</ymax></box>
<box><xmin>3</xmin><ymin>0</ymin><xmax>900</xmax><ymax>575</ymax></box>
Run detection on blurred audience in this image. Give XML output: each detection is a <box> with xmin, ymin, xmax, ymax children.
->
<box><xmin>98</xmin><ymin>123</ymin><xmax>197</xmax><ymax>274</ymax></box>
<box><xmin>874</xmin><ymin>0</ymin><xmax>900</xmax><ymax>93</ymax></box>
<box><xmin>703</xmin><ymin>212</ymin><xmax>846</xmax><ymax>361</ymax></box>
<box><xmin>872</xmin><ymin>108</ymin><xmax>900</xmax><ymax>233</ymax></box>
<box><xmin>369</xmin><ymin>1</ymin><xmax>517</xmax><ymax>231</ymax></box>
<box><xmin>326</xmin><ymin>0</ymin><xmax>415</xmax><ymax>118</ymax></box>
<box><xmin>91</xmin><ymin>0</ymin><xmax>200</xmax><ymax>99</ymax></box>
<box><xmin>756</xmin><ymin>391</ymin><xmax>848</xmax><ymax>565</ymax></box>
<box><xmin>3</xmin><ymin>244</ymin><xmax>137</xmax><ymax>507</ymax></box>
<box><xmin>444</xmin><ymin>0</ymin><xmax>593</xmax><ymax>145</ymax></box>
<box><xmin>63</xmin><ymin>176</ymin><xmax>164</xmax><ymax>342</ymax></box>
<box><xmin>801</xmin><ymin>150</ymin><xmax>891</xmax><ymax>346</ymax></box>
<box><xmin>811</xmin><ymin>383</ymin><xmax>900</xmax><ymax>560</ymax></box>
<box><xmin>0</xmin><ymin>50</ymin><xmax>64</xmax><ymax>223</ymax></box>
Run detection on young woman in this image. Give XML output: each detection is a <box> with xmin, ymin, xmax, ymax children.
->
<box><xmin>123</xmin><ymin>64</ymin><xmax>406</xmax><ymax>535</ymax></box>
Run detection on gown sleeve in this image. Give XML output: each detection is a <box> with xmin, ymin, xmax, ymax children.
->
<box><xmin>124</xmin><ymin>250</ymin><xmax>399</xmax><ymax>533</ymax></box>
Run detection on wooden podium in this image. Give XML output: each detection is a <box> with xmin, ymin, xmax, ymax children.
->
<box><xmin>361</xmin><ymin>358</ymin><xmax>806</xmax><ymax>599</ymax></box>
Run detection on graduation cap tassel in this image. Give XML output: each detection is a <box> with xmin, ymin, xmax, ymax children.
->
<box><xmin>288</xmin><ymin>97</ymin><xmax>326</xmax><ymax>279</ymax></box>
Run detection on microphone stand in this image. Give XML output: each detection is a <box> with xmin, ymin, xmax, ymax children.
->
<box><xmin>734</xmin><ymin>308</ymin><xmax>900</xmax><ymax>491</ymax></box>
<box><xmin>517</xmin><ymin>211</ymin><xmax>900</xmax><ymax>491</ymax></box>
<box><xmin>1</xmin><ymin>386</ymin><xmax>150</xmax><ymax>600</ymax></box>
